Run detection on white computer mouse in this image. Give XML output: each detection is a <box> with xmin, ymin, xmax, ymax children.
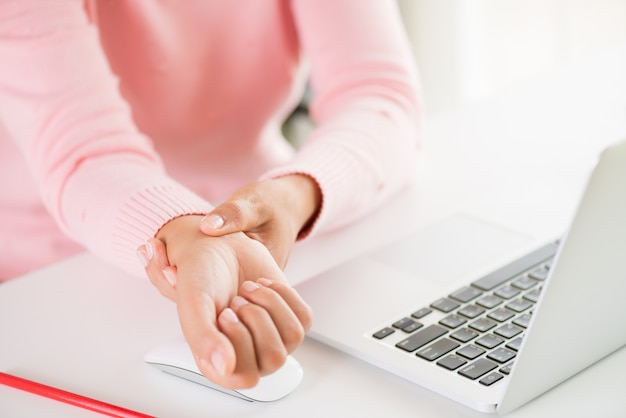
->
<box><xmin>144</xmin><ymin>336</ymin><xmax>303</xmax><ymax>402</ymax></box>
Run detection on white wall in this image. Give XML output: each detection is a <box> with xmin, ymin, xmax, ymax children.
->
<box><xmin>397</xmin><ymin>0</ymin><xmax>626</xmax><ymax>114</ymax></box>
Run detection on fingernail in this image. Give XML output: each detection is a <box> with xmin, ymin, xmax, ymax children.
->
<box><xmin>257</xmin><ymin>278</ymin><xmax>272</xmax><ymax>287</ymax></box>
<box><xmin>242</xmin><ymin>281</ymin><xmax>260</xmax><ymax>292</ymax></box>
<box><xmin>162</xmin><ymin>269</ymin><xmax>176</xmax><ymax>287</ymax></box>
<box><xmin>221</xmin><ymin>307</ymin><xmax>239</xmax><ymax>323</ymax></box>
<box><xmin>231</xmin><ymin>295</ymin><xmax>249</xmax><ymax>309</ymax></box>
<box><xmin>136</xmin><ymin>242</ymin><xmax>153</xmax><ymax>267</ymax></box>
<box><xmin>202</xmin><ymin>214</ymin><xmax>224</xmax><ymax>229</ymax></box>
<box><xmin>211</xmin><ymin>351</ymin><xmax>227</xmax><ymax>376</ymax></box>
<box><xmin>146</xmin><ymin>241</ymin><xmax>154</xmax><ymax>259</ymax></box>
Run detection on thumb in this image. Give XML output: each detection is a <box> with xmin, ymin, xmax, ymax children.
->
<box><xmin>191</xmin><ymin>331</ymin><xmax>235</xmax><ymax>384</ymax></box>
<box><xmin>199</xmin><ymin>199</ymin><xmax>263</xmax><ymax>236</ymax></box>
<box><xmin>176</xmin><ymin>284</ymin><xmax>237</xmax><ymax>384</ymax></box>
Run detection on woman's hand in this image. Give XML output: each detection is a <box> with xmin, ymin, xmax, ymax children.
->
<box><xmin>137</xmin><ymin>215</ymin><xmax>313</xmax><ymax>389</ymax></box>
<box><xmin>199</xmin><ymin>174</ymin><xmax>322</xmax><ymax>268</ymax></box>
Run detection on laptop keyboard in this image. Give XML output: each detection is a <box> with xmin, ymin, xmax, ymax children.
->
<box><xmin>371</xmin><ymin>242</ymin><xmax>558</xmax><ymax>387</ymax></box>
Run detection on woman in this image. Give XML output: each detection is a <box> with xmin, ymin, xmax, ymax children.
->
<box><xmin>0</xmin><ymin>0</ymin><xmax>421</xmax><ymax>390</ymax></box>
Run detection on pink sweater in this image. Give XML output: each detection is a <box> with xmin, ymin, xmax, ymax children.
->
<box><xmin>0</xmin><ymin>0</ymin><xmax>421</xmax><ymax>281</ymax></box>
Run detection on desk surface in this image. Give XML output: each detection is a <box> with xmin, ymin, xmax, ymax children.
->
<box><xmin>2</xmin><ymin>40</ymin><xmax>626</xmax><ymax>417</ymax></box>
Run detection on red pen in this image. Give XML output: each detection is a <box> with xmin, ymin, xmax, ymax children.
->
<box><xmin>0</xmin><ymin>372</ymin><xmax>154</xmax><ymax>418</ymax></box>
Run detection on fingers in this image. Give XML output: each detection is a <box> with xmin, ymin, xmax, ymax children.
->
<box><xmin>215</xmin><ymin>308</ymin><xmax>260</xmax><ymax>388</ymax></box>
<box><xmin>137</xmin><ymin>238</ymin><xmax>176</xmax><ymax>301</ymax></box>
<box><xmin>218</xmin><ymin>279</ymin><xmax>313</xmax><ymax>378</ymax></box>
<box><xmin>200</xmin><ymin>198</ymin><xmax>265</xmax><ymax>237</ymax></box>
<box><xmin>231</xmin><ymin>294</ymin><xmax>288</xmax><ymax>375</ymax></box>
<box><xmin>255</xmin><ymin>278</ymin><xmax>314</xmax><ymax>334</ymax></box>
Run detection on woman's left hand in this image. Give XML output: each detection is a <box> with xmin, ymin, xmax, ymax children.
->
<box><xmin>199</xmin><ymin>174</ymin><xmax>321</xmax><ymax>268</ymax></box>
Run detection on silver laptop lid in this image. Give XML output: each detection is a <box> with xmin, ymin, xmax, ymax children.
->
<box><xmin>498</xmin><ymin>139</ymin><xmax>626</xmax><ymax>414</ymax></box>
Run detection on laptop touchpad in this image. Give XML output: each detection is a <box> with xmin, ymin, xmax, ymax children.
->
<box><xmin>368</xmin><ymin>214</ymin><xmax>533</xmax><ymax>286</ymax></box>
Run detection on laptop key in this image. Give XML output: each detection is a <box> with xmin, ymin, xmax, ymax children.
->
<box><xmin>417</xmin><ymin>338</ymin><xmax>460</xmax><ymax>361</ymax></box>
<box><xmin>449</xmin><ymin>286</ymin><xmax>483</xmax><ymax>303</ymax></box>
<box><xmin>511</xmin><ymin>276</ymin><xmax>538</xmax><ymax>290</ymax></box>
<box><xmin>457</xmin><ymin>344</ymin><xmax>486</xmax><ymax>360</ymax></box>
<box><xmin>430</xmin><ymin>298</ymin><xmax>460</xmax><ymax>313</ymax></box>
<box><xmin>458</xmin><ymin>304</ymin><xmax>486</xmax><ymax>319</ymax></box>
<box><xmin>373</xmin><ymin>327</ymin><xmax>395</xmax><ymax>339</ymax></box>
<box><xmin>487</xmin><ymin>307</ymin><xmax>515</xmax><ymax>322</ymax></box>
<box><xmin>396</xmin><ymin>324</ymin><xmax>448</xmax><ymax>352</ymax></box>
<box><xmin>469</xmin><ymin>318</ymin><xmax>497</xmax><ymax>332</ymax></box>
<box><xmin>403</xmin><ymin>321</ymin><xmax>424</xmax><ymax>333</ymax></box>
<box><xmin>392</xmin><ymin>317</ymin><xmax>415</xmax><ymax>330</ymax></box>
<box><xmin>393</xmin><ymin>317</ymin><xmax>424</xmax><ymax>333</ymax></box>
<box><xmin>499</xmin><ymin>363</ymin><xmax>514</xmax><ymax>375</ymax></box>
<box><xmin>476</xmin><ymin>334</ymin><xmax>504</xmax><ymax>349</ymax></box>
<box><xmin>459</xmin><ymin>358</ymin><xmax>498</xmax><ymax>380</ymax></box>
<box><xmin>512</xmin><ymin>313</ymin><xmax>532</xmax><ymax>328</ymax></box>
<box><xmin>494</xmin><ymin>285</ymin><xmax>520</xmax><ymax>299</ymax></box>
<box><xmin>411</xmin><ymin>307</ymin><xmax>433</xmax><ymax>319</ymax></box>
<box><xmin>437</xmin><ymin>354</ymin><xmax>468</xmax><ymax>371</ymax></box>
<box><xmin>523</xmin><ymin>288</ymin><xmax>542</xmax><ymax>303</ymax></box>
<box><xmin>494</xmin><ymin>324</ymin><xmax>523</xmax><ymax>339</ymax></box>
<box><xmin>439</xmin><ymin>314</ymin><xmax>467</xmax><ymax>329</ymax></box>
<box><xmin>479</xmin><ymin>372</ymin><xmax>504</xmax><ymax>386</ymax></box>
<box><xmin>506</xmin><ymin>337</ymin><xmax>523</xmax><ymax>351</ymax></box>
<box><xmin>505</xmin><ymin>298</ymin><xmax>533</xmax><ymax>312</ymax></box>
<box><xmin>450</xmin><ymin>327</ymin><xmax>479</xmax><ymax>343</ymax></box>
<box><xmin>529</xmin><ymin>265</ymin><xmax>550</xmax><ymax>280</ymax></box>
<box><xmin>476</xmin><ymin>295</ymin><xmax>503</xmax><ymax>309</ymax></box>
<box><xmin>487</xmin><ymin>347</ymin><xmax>516</xmax><ymax>364</ymax></box>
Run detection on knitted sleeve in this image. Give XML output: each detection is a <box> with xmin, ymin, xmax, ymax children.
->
<box><xmin>261</xmin><ymin>0</ymin><xmax>422</xmax><ymax>239</ymax></box>
<box><xmin>0</xmin><ymin>1</ymin><xmax>212</xmax><ymax>277</ymax></box>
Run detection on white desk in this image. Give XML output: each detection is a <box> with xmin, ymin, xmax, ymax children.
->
<box><xmin>2</xmin><ymin>40</ymin><xmax>626</xmax><ymax>417</ymax></box>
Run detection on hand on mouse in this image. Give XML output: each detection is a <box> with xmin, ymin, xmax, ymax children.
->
<box><xmin>198</xmin><ymin>174</ymin><xmax>322</xmax><ymax>269</ymax></box>
<box><xmin>137</xmin><ymin>215</ymin><xmax>313</xmax><ymax>389</ymax></box>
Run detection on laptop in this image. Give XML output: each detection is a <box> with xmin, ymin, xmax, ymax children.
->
<box><xmin>294</xmin><ymin>139</ymin><xmax>626</xmax><ymax>414</ymax></box>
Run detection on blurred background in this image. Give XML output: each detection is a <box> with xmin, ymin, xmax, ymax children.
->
<box><xmin>285</xmin><ymin>1</ymin><xmax>626</xmax><ymax>145</ymax></box>
<box><xmin>396</xmin><ymin>0</ymin><xmax>626</xmax><ymax>114</ymax></box>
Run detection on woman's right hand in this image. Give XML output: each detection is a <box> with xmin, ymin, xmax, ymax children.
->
<box><xmin>137</xmin><ymin>215</ymin><xmax>313</xmax><ymax>389</ymax></box>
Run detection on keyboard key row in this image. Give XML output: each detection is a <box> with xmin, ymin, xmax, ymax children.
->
<box><xmin>471</xmin><ymin>242</ymin><xmax>558</xmax><ymax>291</ymax></box>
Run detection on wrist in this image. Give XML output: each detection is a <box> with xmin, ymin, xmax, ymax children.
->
<box><xmin>272</xmin><ymin>174</ymin><xmax>321</xmax><ymax>236</ymax></box>
<box><xmin>155</xmin><ymin>214</ymin><xmax>204</xmax><ymax>261</ymax></box>
<box><xmin>156</xmin><ymin>214</ymin><xmax>248</xmax><ymax>264</ymax></box>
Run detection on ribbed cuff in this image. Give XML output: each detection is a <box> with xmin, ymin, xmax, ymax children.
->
<box><xmin>61</xmin><ymin>157</ymin><xmax>214</xmax><ymax>278</ymax></box>
<box><xmin>111</xmin><ymin>182</ymin><xmax>214</xmax><ymax>276</ymax></box>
